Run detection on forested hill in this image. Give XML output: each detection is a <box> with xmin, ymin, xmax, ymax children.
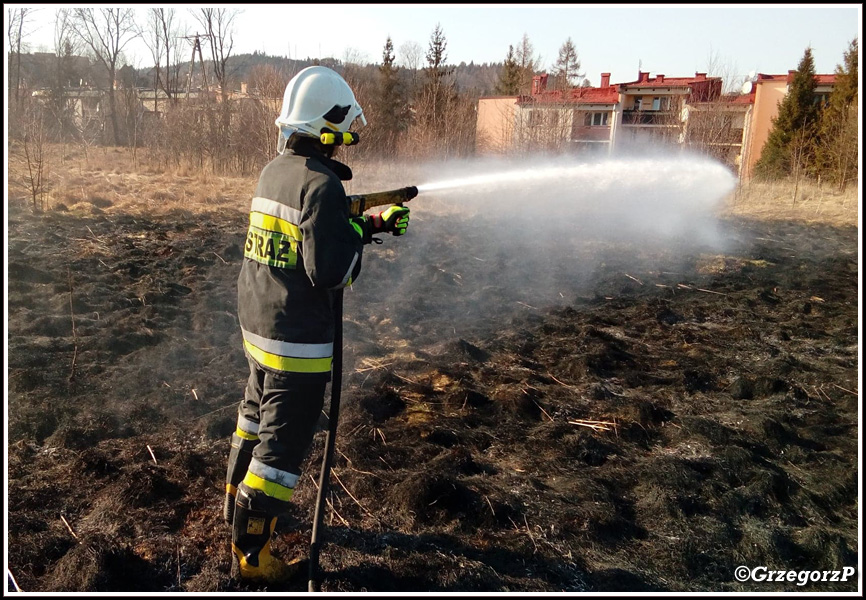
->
<box><xmin>171</xmin><ymin>52</ymin><xmax>505</xmax><ymax>97</ymax></box>
<box><xmin>11</xmin><ymin>50</ymin><xmax>504</xmax><ymax>98</ymax></box>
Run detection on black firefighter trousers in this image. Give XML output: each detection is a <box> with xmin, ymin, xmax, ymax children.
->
<box><xmin>227</xmin><ymin>357</ymin><xmax>327</xmax><ymax>510</ymax></box>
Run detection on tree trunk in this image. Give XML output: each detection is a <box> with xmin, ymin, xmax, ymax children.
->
<box><xmin>109</xmin><ymin>86</ymin><xmax>120</xmax><ymax>146</ymax></box>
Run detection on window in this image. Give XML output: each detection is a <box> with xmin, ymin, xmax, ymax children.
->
<box><xmin>582</xmin><ymin>112</ymin><xmax>609</xmax><ymax>126</ymax></box>
<box><xmin>529</xmin><ymin>109</ymin><xmax>542</xmax><ymax>127</ymax></box>
<box><xmin>634</xmin><ymin>97</ymin><xmax>642</xmax><ymax>110</ymax></box>
<box><xmin>652</xmin><ymin>97</ymin><xmax>671</xmax><ymax>111</ymax></box>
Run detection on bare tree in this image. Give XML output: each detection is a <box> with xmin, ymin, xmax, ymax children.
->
<box><xmin>704</xmin><ymin>46</ymin><xmax>742</xmax><ymax>95</ymax></box>
<box><xmin>341</xmin><ymin>46</ymin><xmax>369</xmax><ymax>91</ymax></box>
<box><xmin>21</xmin><ymin>104</ymin><xmax>50</xmax><ymax>212</ymax></box>
<box><xmin>192</xmin><ymin>8</ymin><xmax>239</xmax><ymax>171</ymax></box>
<box><xmin>194</xmin><ymin>8</ymin><xmax>239</xmax><ymax>99</ymax></box>
<box><xmin>119</xmin><ymin>56</ymin><xmax>146</xmax><ymax>166</ymax></box>
<box><xmin>50</xmin><ymin>9</ymin><xmax>81</xmax><ymax>155</ymax></box>
<box><xmin>164</xmin><ymin>10</ymin><xmax>188</xmax><ymax>100</ymax></box>
<box><xmin>551</xmin><ymin>37</ymin><xmax>582</xmax><ymax>91</ymax></box>
<box><xmin>69</xmin><ymin>8</ymin><xmax>139</xmax><ymax>146</ymax></box>
<box><xmin>514</xmin><ymin>33</ymin><xmax>541</xmax><ymax>95</ymax></box>
<box><xmin>399</xmin><ymin>40</ymin><xmax>423</xmax><ymax>70</ymax></box>
<box><xmin>684</xmin><ymin>100</ymin><xmax>747</xmax><ymax>171</ymax></box>
<box><xmin>242</xmin><ymin>64</ymin><xmax>288</xmax><ymax>167</ymax></box>
<box><xmin>789</xmin><ymin>117</ymin><xmax>814</xmax><ymax>205</ymax></box>
<box><xmin>7</xmin><ymin>7</ymin><xmax>32</xmax><ymax>111</ymax></box>
<box><xmin>514</xmin><ymin>100</ymin><xmax>576</xmax><ymax>155</ymax></box>
<box><xmin>399</xmin><ymin>40</ymin><xmax>423</xmax><ymax>91</ymax></box>
<box><xmin>141</xmin><ymin>9</ymin><xmax>167</xmax><ymax>115</ymax></box>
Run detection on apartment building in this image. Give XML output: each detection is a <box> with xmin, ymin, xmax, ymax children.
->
<box><xmin>738</xmin><ymin>71</ymin><xmax>836</xmax><ymax>179</ymax></box>
<box><xmin>477</xmin><ymin>69</ymin><xmax>836</xmax><ymax>179</ymax></box>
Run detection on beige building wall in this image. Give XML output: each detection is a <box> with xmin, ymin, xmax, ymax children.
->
<box><xmin>476</xmin><ymin>97</ymin><xmax>518</xmax><ymax>154</ymax></box>
<box><xmin>742</xmin><ymin>80</ymin><xmax>787</xmax><ymax>180</ymax></box>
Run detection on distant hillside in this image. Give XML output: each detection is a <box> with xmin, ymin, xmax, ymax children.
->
<box><xmin>8</xmin><ymin>50</ymin><xmax>504</xmax><ymax>99</ymax></box>
<box><xmin>158</xmin><ymin>52</ymin><xmax>505</xmax><ymax>98</ymax></box>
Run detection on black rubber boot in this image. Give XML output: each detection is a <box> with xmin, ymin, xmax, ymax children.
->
<box><xmin>231</xmin><ymin>483</ymin><xmax>305</xmax><ymax>583</ymax></box>
<box><xmin>223</xmin><ymin>433</ymin><xmax>257</xmax><ymax>526</ymax></box>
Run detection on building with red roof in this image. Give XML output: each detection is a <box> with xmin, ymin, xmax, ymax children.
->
<box><xmin>476</xmin><ymin>69</ymin><xmax>837</xmax><ymax>179</ymax></box>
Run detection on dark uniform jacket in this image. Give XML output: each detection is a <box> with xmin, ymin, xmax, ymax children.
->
<box><xmin>237</xmin><ymin>140</ymin><xmax>362</xmax><ymax>380</ymax></box>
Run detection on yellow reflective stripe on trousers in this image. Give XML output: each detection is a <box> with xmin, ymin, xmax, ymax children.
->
<box><xmin>236</xmin><ymin>415</ymin><xmax>259</xmax><ymax>436</ymax></box>
<box><xmin>235</xmin><ymin>428</ymin><xmax>259</xmax><ymax>441</ymax></box>
<box><xmin>243</xmin><ymin>339</ymin><xmax>333</xmax><ymax>374</ymax></box>
<box><xmin>242</xmin><ymin>471</ymin><xmax>294</xmax><ymax>502</ymax></box>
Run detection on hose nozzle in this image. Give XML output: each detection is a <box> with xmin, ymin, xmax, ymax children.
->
<box><xmin>348</xmin><ymin>186</ymin><xmax>418</xmax><ymax>216</ymax></box>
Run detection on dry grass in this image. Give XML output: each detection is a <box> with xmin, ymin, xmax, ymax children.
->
<box><xmin>8</xmin><ymin>144</ymin><xmax>255</xmax><ymax>217</ymax></box>
<box><xmin>7</xmin><ymin>144</ymin><xmax>860</xmax><ymax>229</ymax></box>
<box><xmin>721</xmin><ymin>179</ymin><xmax>859</xmax><ymax>228</ymax></box>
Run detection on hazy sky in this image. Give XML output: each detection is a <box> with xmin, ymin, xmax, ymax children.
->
<box><xmin>7</xmin><ymin>4</ymin><xmax>862</xmax><ymax>87</ymax></box>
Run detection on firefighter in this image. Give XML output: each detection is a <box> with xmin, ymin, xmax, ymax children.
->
<box><xmin>223</xmin><ymin>66</ymin><xmax>410</xmax><ymax>583</ymax></box>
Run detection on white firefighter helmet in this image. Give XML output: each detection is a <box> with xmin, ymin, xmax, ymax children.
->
<box><xmin>275</xmin><ymin>66</ymin><xmax>366</xmax><ymax>153</ymax></box>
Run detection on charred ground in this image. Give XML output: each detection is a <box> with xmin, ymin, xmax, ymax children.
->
<box><xmin>5</xmin><ymin>169</ymin><xmax>860</xmax><ymax>593</ymax></box>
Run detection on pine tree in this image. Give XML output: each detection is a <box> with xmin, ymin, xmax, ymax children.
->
<box><xmin>754</xmin><ymin>47</ymin><xmax>820</xmax><ymax>179</ymax></box>
<box><xmin>815</xmin><ymin>38</ymin><xmax>858</xmax><ymax>190</ymax></box>
<box><xmin>419</xmin><ymin>23</ymin><xmax>455</xmax><ymax>135</ymax></box>
<box><xmin>376</xmin><ymin>36</ymin><xmax>409</xmax><ymax>156</ymax></box>
<box><xmin>552</xmin><ymin>37</ymin><xmax>582</xmax><ymax>90</ymax></box>
<box><xmin>494</xmin><ymin>45</ymin><xmax>521</xmax><ymax>95</ymax></box>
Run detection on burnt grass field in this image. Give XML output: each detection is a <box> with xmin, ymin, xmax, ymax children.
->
<box><xmin>5</xmin><ymin>163</ymin><xmax>860</xmax><ymax>593</ymax></box>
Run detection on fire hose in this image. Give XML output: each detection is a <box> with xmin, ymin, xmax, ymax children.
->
<box><xmin>308</xmin><ymin>185</ymin><xmax>418</xmax><ymax>592</ymax></box>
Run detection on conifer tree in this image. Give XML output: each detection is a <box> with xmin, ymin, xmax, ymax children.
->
<box><xmin>754</xmin><ymin>47</ymin><xmax>820</xmax><ymax>179</ymax></box>
<box><xmin>815</xmin><ymin>38</ymin><xmax>858</xmax><ymax>190</ymax></box>
<box><xmin>419</xmin><ymin>23</ymin><xmax>456</xmax><ymax>134</ymax></box>
<box><xmin>376</xmin><ymin>36</ymin><xmax>409</xmax><ymax>156</ymax></box>
<box><xmin>495</xmin><ymin>45</ymin><xmax>521</xmax><ymax>95</ymax></box>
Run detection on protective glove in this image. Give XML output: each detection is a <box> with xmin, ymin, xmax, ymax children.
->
<box><xmin>370</xmin><ymin>205</ymin><xmax>410</xmax><ymax>237</ymax></box>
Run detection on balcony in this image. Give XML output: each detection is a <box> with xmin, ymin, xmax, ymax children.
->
<box><xmin>622</xmin><ymin>110</ymin><xmax>679</xmax><ymax>126</ymax></box>
<box><xmin>686</xmin><ymin>129</ymin><xmax>745</xmax><ymax>146</ymax></box>
<box><xmin>571</xmin><ymin>126</ymin><xmax>611</xmax><ymax>142</ymax></box>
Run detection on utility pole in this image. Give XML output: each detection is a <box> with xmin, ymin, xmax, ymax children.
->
<box><xmin>183</xmin><ymin>32</ymin><xmax>211</xmax><ymax>98</ymax></box>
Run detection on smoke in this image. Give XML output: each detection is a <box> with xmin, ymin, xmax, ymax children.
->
<box><xmin>414</xmin><ymin>152</ymin><xmax>737</xmax><ymax>246</ymax></box>
<box><xmin>349</xmin><ymin>151</ymin><xmax>739</xmax><ymax>344</ymax></box>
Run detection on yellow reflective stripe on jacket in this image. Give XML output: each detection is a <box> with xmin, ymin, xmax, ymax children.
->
<box><xmin>242</xmin><ymin>471</ymin><xmax>294</xmax><ymax>502</ymax></box>
<box><xmin>243</xmin><ymin>339</ymin><xmax>333</xmax><ymax>374</ymax></box>
<box><xmin>333</xmin><ymin>251</ymin><xmax>359</xmax><ymax>290</ymax></box>
<box><xmin>251</xmin><ymin>196</ymin><xmax>303</xmax><ymax>227</ymax></box>
<box><xmin>249</xmin><ymin>211</ymin><xmax>302</xmax><ymax>240</ymax></box>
